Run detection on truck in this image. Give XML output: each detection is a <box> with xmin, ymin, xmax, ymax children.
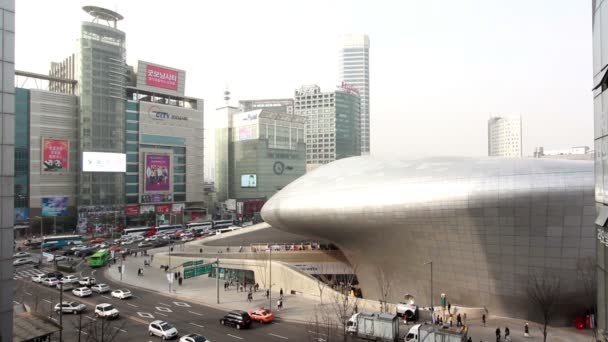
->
<box><xmin>396</xmin><ymin>301</ymin><xmax>419</xmax><ymax>322</ymax></box>
<box><xmin>347</xmin><ymin>312</ymin><xmax>399</xmax><ymax>342</ymax></box>
<box><xmin>404</xmin><ymin>323</ymin><xmax>468</xmax><ymax>342</ymax></box>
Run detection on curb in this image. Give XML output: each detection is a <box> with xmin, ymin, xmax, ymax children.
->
<box><xmin>101</xmin><ymin>268</ymin><xmax>309</xmax><ymax>324</ymax></box>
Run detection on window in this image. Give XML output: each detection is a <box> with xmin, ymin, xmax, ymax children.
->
<box><xmin>127</xmin><ymin>164</ymin><xmax>138</xmax><ymax>173</ymax></box>
<box><xmin>125</xmin><ymin>185</ymin><xmax>138</xmax><ymax>194</ymax></box>
<box><xmin>126</xmin><ymin>133</ymin><xmax>138</xmax><ymax>142</ymax></box>
<box><xmin>174</xmin><ymin>174</ymin><xmax>185</xmax><ymax>183</ymax></box>
<box><xmin>126</xmin><ymin>175</ymin><xmax>138</xmax><ymax>183</ymax></box>
<box><xmin>173</xmin><ymin>147</ymin><xmax>186</xmax><ymax>154</ymax></box>
<box><xmin>174</xmin><ymin>194</ymin><xmax>186</xmax><ymax>202</ymax></box>
<box><xmin>174</xmin><ymin>184</ymin><xmax>186</xmax><ymax>192</ymax></box>
<box><xmin>127</xmin><ymin>154</ymin><xmax>138</xmax><ymax>162</ymax></box>
<box><xmin>126</xmin><ymin>144</ymin><xmax>138</xmax><ymax>152</ymax></box>
<box><xmin>126</xmin><ymin>122</ymin><xmax>139</xmax><ymax>131</ymax></box>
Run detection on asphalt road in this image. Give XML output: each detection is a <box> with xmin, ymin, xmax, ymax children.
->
<box><xmin>13</xmin><ymin>263</ymin><xmax>333</xmax><ymax>342</ymax></box>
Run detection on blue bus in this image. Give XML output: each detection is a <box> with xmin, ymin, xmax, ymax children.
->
<box><xmin>42</xmin><ymin>235</ymin><xmax>83</xmax><ymax>248</ymax></box>
<box><xmin>212</xmin><ymin>220</ymin><xmax>236</xmax><ymax>229</ymax></box>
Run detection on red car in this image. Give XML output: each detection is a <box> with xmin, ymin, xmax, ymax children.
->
<box><xmin>109</xmin><ymin>246</ymin><xmax>122</xmax><ymax>252</ymax></box>
<box><xmin>90</xmin><ymin>237</ymin><xmax>106</xmax><ymax>244</ymax></box>
<box><xmin>248</xmin><ymin>308</ymin><xmax>274</xmax><ymax>323</ymax></box>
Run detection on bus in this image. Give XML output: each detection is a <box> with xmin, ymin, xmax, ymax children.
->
<box><xmin>123</xmin><ymin>224</ymin><xmax>183</xmax><ymax>237</ymax></box>
<box><xmin>42</xmin><ymin>235</ymin><xmax>83</xmax><ymax>248</ymax></box>
<box><xmin>89</xmin><ymin>249</ymin><xmax>110</xmax><ymax>267</ymax></box>
<box><xmin>186</xmin><ymin>222</ymin><xmax>212</xmax><ymax>234</ymax></box>
<box><xmin>212</xmin><ymin>220</ymin><xmax>236</xmax><ymax>229</ymax></box>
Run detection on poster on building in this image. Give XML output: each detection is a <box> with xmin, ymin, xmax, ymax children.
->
<box><xmin>172</xmin><ymin>203</ymin><xmax>185</xmax><ymax>214</ymax></box>
<box><xmin>41</xmin><ymin>197</ymin><xmax>68</xmax><ymax>217</ymax></box>
<box><xmin>125</xmin><ymin>205</ymin><xmax>140</xmax><ymax>215</ymax></box>
<box><xmin>239</xmin><ymin>127</ymin><xmax>252</xmax><ymax>140</ymax></box>
<box><xmin>14</xmin><ymin>208</ymin><xmax>29</xmax><ymax>221</ymax></box>
<box><xmin>140</xmin><ymin>205</ymin><xmax>155</xmax><ymax>214</ymax></box>
<box><xmin>146</xmin><ymin>64</ymin><xmax>178</xmax><ymax>90</ymax></box>
<box><xmin>156</xmin><ymin>204</ymin><xmax>171</xmax><ymax>213</ymax></box>
<box><xmin>42</xmin><ymin>138</ymin><xmax>69</xmax><ymax>172</ymax></box>
<box><xmin>145</xmin><ymin>154</ymin><xmax>171</xmax><ymax>192</ymax></box>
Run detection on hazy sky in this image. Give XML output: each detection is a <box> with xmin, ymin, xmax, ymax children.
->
<box><xmin>16</xmin><ymin>0</ymin><xmax>592</xmax><ymax>158</ymax></box>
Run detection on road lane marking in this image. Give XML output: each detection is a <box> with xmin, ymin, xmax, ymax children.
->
<box><xmin>155</xmin><ymin>306</ymin><xmax>172</xmax><ymax>312</ymax></box>
<box><xmin>158</xmin><ymin>302</ymin><xmax>171</xmax><ymax>307</ymax></box>
<box><xmin>308</xmin><ymin>331</ymin><xmax>328</xmax><ymax>337</ymax></box>
<box><xmin>85</xmin><ymin>316</ymin><xmax>96</xmax><ymax>321</ymax></box>
<box><xmin>80</xmin><ymin>330</ymin><xmax>88</xmax><ymax>335</ymax></box>
<box><xmin>127</xmin><ymin>303</ymin><xmax>138</xmax><ymax>308</ymax></box>
<box><xmin>113</xmin><ymin>327</ymin><xmax>127</xmax><ymax>333</ymax></box>
<box><xmin>137</xmin><ymin>312</ymin><xmax>154</xmax><ymax>319</ymax></box>
<box><xmin>174</xmin><ymin>301</ymin><xmax>191</xmax><ymax>307</ymax></box>
<box><xmin>24</xmin><ymin>292</ymin><xmax>32</xmax><ymax>296</ymax></box>
<box><xmin>188</xmin><ymin>311</ymin><xmax>203</xmax><ymax>316</ymax></box>
<box><xmin>43</xmin><ymin>299</ymin><xmax>52</xmax><ymax>304</ymax></box>
<box><xmin>155</xmin><ymin>312</ymin><xmax>168</xmax><ymax>317</ymax></box>
<box><xmin>269</xmin><ymin>333</ymin><xmax>289</xmax><ymax>339</ymax></box>
<box><xmin>50</xmin><ymin>317</ymin><xmax>58</xmax><ymax>322</ymax></box>
<box><xmin>227</xmin><ymin>334</ymin><xmax>243</xmax><ymax>340</ymax></box>
<box><xmin>189</xmin><ymin>322</ymin><xmax>204</xmax><ymax>328</ymax></box>
<box><xmin>101</xmin><ymin>295</ymin><xmax>111</xmax><ymax>299</ymax></box>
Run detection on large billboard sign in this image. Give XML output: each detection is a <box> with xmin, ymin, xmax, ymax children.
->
<box><xmin>42</xmin><ymin>138</ymin><xmax>69</xmax><ymax>172</ymax></box>
<box><xmin>146</xmin><ymin>64</ymin><xmax>178</xmax><ymax>90</ymax></box>
<box><xmin>145</xmin><ymin>154</ymin><xmax>171</xmax><ymax>192</ymax></box>
<box><xmin>82</xmin><ymin>152</ymin><xmax>126</xmax><ymax>172</ymax></box>
<box><xmin>42</xmin><ymin>197</ymin><xmax>68</xmax><ymax>217</ymax></box>
<box><xmin>241</xmin><ymin>174</ymin><xmax>257</xmax><ymax>188</ymax></box>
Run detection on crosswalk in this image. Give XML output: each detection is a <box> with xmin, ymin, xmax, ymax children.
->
<box><xmin>13</xmin><ymin>266</ymin><xmax>45</xmax><ymax>280</ymax></box>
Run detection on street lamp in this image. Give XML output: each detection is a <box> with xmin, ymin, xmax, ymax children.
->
<box><xmin>424</xmin><ymin>261</ymin><xmax>433</xmax><ymax>314</ymax></box>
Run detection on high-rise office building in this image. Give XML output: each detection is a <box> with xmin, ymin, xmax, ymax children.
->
<box><xmin>294</xmin><ymin>84</ymin><xmax>360</xmax><ymax>171</ymax></box>
<box><xmin>593</xmin><ymin>0</ymin><xmax>608</xmax><ymax>338</ymax></box>
<box><xmin>50</xmin><ymin>6</ymin><xmax>127</xmax><ymax>211</ymax></box>
<box><xmin>487</xmin><ymin>116</ymin><xmax>522</xmax><ymax>157</ymax></box>
<box><xmin>339</xmin><ymin>34</ymin><xmax>370</xmax><ymax>155</ymax></box>
<box><xmin>0</xmin><ymin>1</ymin><xmax>15</xmax><ymax>339</ymax></box>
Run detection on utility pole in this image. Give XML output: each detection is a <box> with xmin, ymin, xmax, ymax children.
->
<box><xmin>169</xmin><ymin>241</ymin><xmax>173</xmax><ymax>293</ymax></box>
<box><xmin>78</xmin><ymin>310</ymin><xmax>82</xmax><ymax>342</ymax></box>
<box><xmin>112</xmin><ymin>211</ymin><xmax>116</xmax><ymax>242</ymax></box>
<box><xmin>216</xmin><ymin>257</ymin><xmax>220</xmax><ymax>304</ymax></box>
<box><xmin>269</xmin><ymin>247</ymin><xmax>272</xmax><ymax>311</ymax></box>
<box><xmin>424</xmin><ymin>261</ymin><xmax>433</xmax><ymax>313</ymax></box>
<box><xmin>59</xmin><ymin>282</ymin><xmax>63</xmax><ymax>341</ymax></box>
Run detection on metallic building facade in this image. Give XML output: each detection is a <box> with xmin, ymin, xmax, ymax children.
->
<box><xmin>488</xmin><ymin>116</ymin><xmax>522</xmax><ymax>157</ymax></box>
<box><xmin>262</xmin><ymin>157</ymin><xmax>595</xmax><ymax>321</ymax></box>
<box><xmin>0</xmin><ymin>1</ymin><xmax>15</xmax><ymax>338</ymax></box>
<box><xmin>594</xmin><ymin>0</ymin><xmax>608</xmax><ymax>337</ymax></box>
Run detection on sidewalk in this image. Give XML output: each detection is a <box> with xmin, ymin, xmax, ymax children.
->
<box><xmin>105</xmin><ymin>254</ymin><xmax>595</xmax><ymax>342</ymax></box>
<box><xmin>104</xmin><ymin>253</ymin><xmax>323</xmax><ymax>324</ymax></box>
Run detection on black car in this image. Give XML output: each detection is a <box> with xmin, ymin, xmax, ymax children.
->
<box><xmin>46</xmin><ymin>271</ymin><xmax>64</xmax><ymax>279</ymax></box>
<box><xmin>153</xmin><ymin>240</ymin><xmax>169</xmax><ymax>247</ymax></box>
<box><xmin>75</xmin><ymin>248</ymin><xmax>95</xmax><ymax>257</ymax></box>
<box><xmin>43</xmin><ymin>245</ymin><xmax>63</xmax><ymax>252</ymax></box>
<box><xmin>219</xmin><ymin>310</ymin><xmax>252</xmax><ymax>330</ymax></box>
<box><xmin>62</xmin><ymin>249</ymin><xmax>76</xmax><ymax>256</ymax></box>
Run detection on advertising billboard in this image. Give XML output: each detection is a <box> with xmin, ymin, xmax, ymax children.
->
<box><xmin>41</xmin><ymin>197</ymin><xmax>68</xmax><ymax>217</ymax></box>
<box><xmin>82</xmin><ymin>152</ymin><xmax>126</xmax><ymax>172</ymax></box>
<box><xmin>156</xmin><ymin>204</ymin><xmax>171</xmax><ymax>213</ymax></box>
<box><xmin>140</xmin><ymin>205</ymin><xmax>155</xmax><ymax>214</ymax></box>
<box><xmin>241</xmin><ymin>174</ymin><xmax>257</xmax><ymax>188</ymax></box>
<box><xmin>146</xmin><ymin>64</ymin><xmax>178</xmax><ymax>91</ymax></box>
<box><xmin>42</xmin><ymin>138</ymin><xmax>69</xmax><ymax>172</ymax></box>
<box><xmin>125</xmin><ymin>205</ymin><xmax>140</xmax><ymax>215</ymax></box>
<box><xmin>145</xmin><ymin>154</ymin><xmax>171</xmax><ymax>192</ymax></box>
<box><xmin>14</xmin><ymin>208</ymin><xmax>29</xmax><ymax>221</ymax></box>
<box><xmin>239</xmin><ymin>127</ymin><xmax>252</xmax><ymax>140</ymax></box>
<box><xmin>172</xmin><ymin>203</ymin><xmax>185</xmax><ymax>214</ymax></box>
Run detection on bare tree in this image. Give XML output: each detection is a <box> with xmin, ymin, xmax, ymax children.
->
<box><xmin>527</xmin><ymin>273</ymin><xmax>560</xmax><ymax>342</ymax></box>
<box><xmin>376</xmin><ymin>267</ymin><xmax>391</xmax><ymax>313</ymax></box>
<box><xmin>83</xmin><ymin>317</ymin><xmax>126</xmax><ymax>342</ymax></box>
<box><xmin>576</xmin><ymin>257</ymin><xmax>597</xmax><ymax>341</ymax></box>
<box><xmin>307</xmin><ymin>304</ymin><xmax>338</xmax><ymax>342</ymax></box>
<box><xmin>315</xmin><ymin>263</ymin><xmax>330</xmax><ymax>306</ymax></box>
<box><xmin>328</xmin><ymin>263</ymin><xmax>359</xmax><ymax>341</ymax></box>
<box><xmin>252</xmin><ymin>247</ymin><xmax>270</xmax><ymax>292</ymax></box>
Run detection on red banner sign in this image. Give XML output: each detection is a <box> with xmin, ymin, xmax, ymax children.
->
<box><xmin>125</xmin><ymin>205</ymin><xmax>140</xmax><ymax>215</ymax></box>
<box><xmin>42</xmin><ymin>138</ymin><xmax>69</xmax><ymax>172</ymax></box>
<box><xmin>156</xmin><ymin>204</ymin><xmax>171</xmax><ymax>214</ymax></box>
<box><xmin>146</xmin><ymin>65</ymin><xmax>178</xmax><ymax>90</ymax></box>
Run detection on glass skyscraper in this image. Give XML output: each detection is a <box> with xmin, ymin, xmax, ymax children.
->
<box><xmin>339</xmin><ymin>34</ymin><xmax>370</xmax><ymax>155</ymax></box>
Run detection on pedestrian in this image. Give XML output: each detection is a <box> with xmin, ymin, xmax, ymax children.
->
<box><xmin>524</xmin><ymin>322</ymin><xmax>530</xmax><ymax>337</ymax></box>
<box><xmin>463</xmin><ymin>312</ymin><xmax>467</xmax><ymax>326</ymax></box>
<box><xmin>495</xmin><ymin>327</ymin><xmax>501</xmax><ymax>342</ymax></box>
<box><xmin>178</xmin><ymin>277</ymin><xmax>183</xmax><ymax>286</ymax></box>
<box><xmin>280</xmin><ymin>288</ymin><xmax>284</xmax><ymax>299</ymax></box>
<box><xmin>467</xmin><ymin>338</ymin><xmax>472</xmax><ymax>342</ymax></box>
<box><xmin>150</xmin><ymin>254</ymin><xmax>154</xmax><ymax>261</ymax></box>
<box><xmin>266</xmin><ymin>289</ymin><xmax>270</xmax><ymax>298</ymax></box>
<box><xmin>448</xmin><ymin>302</ymin><xmax>451</xmax><ymax>314</ymax></box>
<box><xmin>457</xmin><ymin>313</ymin><xmax>462</xmax><ymax>327</ymax></box>
<box><xmin>482</xmin><ymin>314</ymin><xmax>486</xmax><ymax>327</ymax></box>
<box><xmin>449</xmin><ymin>314</ymin><xmax>453</xmax><ymax>327</ymax></box>
<box><xmin>505</xmin><ymin>326</ymin><xmax>510</xmax><ymax>341</ymax></box>
<box><xmin>277</xmin><ymin>299</ymin><xmax>283</xmax><ymax>310</ymax></box>
<box><xmin>247</xmin><ymin>292</ymin><xmax>252</xmax><ymax>302</ymax></box>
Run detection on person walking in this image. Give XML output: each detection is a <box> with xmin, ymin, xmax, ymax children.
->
<box><xmin>280</xmin><ymin>288</ymin><xmax>284</xmax><ymax>299</ymax></box>
<box><xmin>178</xmin><ymin>277</ymin><xmax>183</xmax><ymax>286</ymax></box>
<box><xmin>524</xmin><ymin>322</ymin><xmax>530</xmax><ymax>337</ymax></box>
<box><xmin>505</xmin><ymin>326</ymin><xmax>510</xmax><ymax>341</ymax></box>
<box><xmin>463</xmin><ymin>312</ymin><xmax>467</xmax><ymax>326</ymax></box>
<box><xmin>467</xmin><ymin>338</ymin><xmax>472</xmax><ymax>342</ymax></box>
<box><xmin>448</xmin><ymin>302</ymin><xmax>451</xmax><ymax>314</ymax></box>
<box><xmin>495</xmin><ymin>327</ymin><xmax>501</xmax><ymax>342</ymax></box>
<box><xmin>456</xmin><ymin>313</ymin><xmax>462</xmax><ymax>327</ymax></box>
<box><xmin>266</xmin><ymin>289</ymin><xmax>270</xmax><ymax>298</ymax></box>
<box><xmin>482</xmin><ymin>314</ymin><xmax>486</xmax><ymax>327</ymax></box>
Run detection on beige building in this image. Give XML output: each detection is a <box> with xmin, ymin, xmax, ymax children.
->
<box><xmin>488</xmin><ymin>116</ymin><xmax>522</xmax><ymax>157</ymax></box>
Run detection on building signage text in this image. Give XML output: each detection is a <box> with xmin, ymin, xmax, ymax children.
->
<box><xmin>146</xmin><ymin>64</ymin><xmax>179</xmax><ymax>91</ymax></box>
<box><xmin>339</xmin><ymin>81</ymin><xmax>360</xmax><ymax>95</ymax></box>
<box><xmin>148</xmin><ymin>105</ymin><xmax>188</xmax><ymax>121</ymax></box>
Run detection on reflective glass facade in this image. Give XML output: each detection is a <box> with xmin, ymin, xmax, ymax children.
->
<box><xmin>14</xmin><ymin>88</ymin><xmax>29</xmax><ymax>211</ymax></box>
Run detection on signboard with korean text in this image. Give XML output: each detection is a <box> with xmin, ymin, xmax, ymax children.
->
<box><xmin>42</xmin><ymin>138</ymin><xmax>69</xmax><ymax>172</ymax></box>
<box><xmin>172</xmin><ymin>203</ymin><xmax>185</xmax><ymax>214</ymax></box>
<box><xmin>156</xmin><ymin>204</ymin><xmax>171</xmax><ymax>213</ymax></box>
<box><xmin>136</xmin><ymin>61</ymin><xmax>185</xmax><ymax>96</ymax></box>
<box><xmin>125</xmin><ymin>205</ymin><xmax>140</xmax><ymax>215</ymax></box>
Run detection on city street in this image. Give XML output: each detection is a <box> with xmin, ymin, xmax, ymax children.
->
<box><xmin>13</xmin><ymin>263</ymin><xmax>324</xmax><ymax>342</ymax></box>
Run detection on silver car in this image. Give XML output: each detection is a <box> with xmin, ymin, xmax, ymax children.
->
<box><xmin>54</xmin><ymin>301</ymin><xmax>86</xmax><ymax>314</ymax></box>
<box><xmin>91</xmin><ymin>283</ymin><xmax>111</xmax><ymax>293</ymax></box>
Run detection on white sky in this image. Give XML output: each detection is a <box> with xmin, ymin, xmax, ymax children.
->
<box><xmin>16</xmin><ymin>0</ymin><xmax>593</xmax><ymax>158</ymax></box>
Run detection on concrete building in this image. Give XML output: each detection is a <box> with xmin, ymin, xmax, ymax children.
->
<box><xmin>123</xmin><ymin>61</ymin><xmax>204</xmax><ymax>225</ymax></box>
<box><xmin>294</xmin><ymin>84</ymin><xmax>361</xmax><ymax>171</ymax></box>
<box><xmin>533</xmin><ymin>146</ymin><xmax>593</xmax><ymax>160</ymax></box>
<box><xmin>488</xmin><ymin>116</ymin><xmax>522</xmax><ymax>157</ymax></box>
<box><xmin>340</xmin><ymin>34</ymin><xmax>370</xmax><ymax>155</ymax></box>
<box><xmin>239</xmin><ymin>98</ymin><xmax>294</xmax><ymax>115</ymax></box>
<box><xmin>262</xmin><ymin>157</ymin><xmax>595</xmax><ymax>322</ymax></box>
<box><xmin>593</xmin><ymin>0</ymin><xmax>608</xmax><ymax>338</ymax></box>
<box><xmin>0</xmin><ymin>1</ymin><xmax>15</xmax><ymax>338</ymax></box>
<box><xmin>214</xmin><ymin>106</ymin><xmax>306</xmax><ymax>220</ymax></box>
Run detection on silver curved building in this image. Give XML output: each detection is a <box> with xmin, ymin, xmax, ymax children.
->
<box><xmin>262</xmin><ymin>157</ymin><xmax>595</xmax><ymax>320</ymax></box>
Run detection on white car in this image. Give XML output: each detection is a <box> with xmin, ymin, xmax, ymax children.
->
<box><xmin>54</xmin><ymin>255</ymin><xmax>67</xmax><ymax>262</ymax></box>
<box><xmin>71</xmin><ymin>245</ymin><xmax>88</xmax><ymax>251</ymax></box>
<box><xmin>91</xmin><ymin>283</ymin><xmax>111</xmax><ymax>293</ymax></box>
<box><xmin>31</xmin><ymin>274</ymin><xmax>48</xmax><ymax>283</ymax></box>
<box><xmin>149</xmin><ymin>320</ymin><xmax>178</xmax><ymax>340</ymax></box>
<box><xmin>43</xmin><ymin>277</ymin><xmax>60</xmax><ymax>287</ymax></box>
<box><xmin>57</xmin><ymin>282</ymin><xmax>74</xmax><ymax>291</ymax></box>
<box><xmin>61</xmin><ymin>275</ymin><xmax>79</xmax><ymax>284</ymax></box>
<box><xmin>145</xmin><ymin>236</ymin><xmax>158</xmax><ymax>242</ymax></box>
<box><xmin>120</xmin><ymin>240</ymin><xmax>134</xmax><ymax>246</ymax></box>
<box><xmin>72</xmin><ymin>287</ymin><xmax>92</xmax><ymax>297</ymax></box>
<box><xmin>54</xmin><ymin>301</ymin><xmax>86</xmax><ymax>314</ymax></box>
<box><xmin>95</xmin><ymin>303</ymin><xmax>119</xmax><ymax>319</ymax></box>
<box><xmin>13</xmin><ymin>258</ymin><xmax>32</xmax><ymax>266</ymax></box>
<box><xmin>79</xmin><ymin>277</ymin><xmax>96</xmax><ymax>286</ymax></box>
<box><xmin>111</xmin><ymin>289</ymin><xmax>132</xmax><ymax>299</ymax></box>
<box><xmin>132</xmin><ymin>235</ymin><xmax>145</xmax><ymax>242</ymax></box>
<box><xmin>180</xmin><ymin>333</ymin><xmax>210</xmax><ymax>342</ymax></box>
<box><xmin>181</xmin><ymin>235</ymin><xmax>194</xmax><ymax>242</ymax></box>
<box><xmin>13</xmin><ymin>251</ymin><xmax>30</xmax><ymax>258</ymax></box>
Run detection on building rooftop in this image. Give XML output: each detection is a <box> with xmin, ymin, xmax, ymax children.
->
<box><xmin>13</xmin><ymin>307</ymin><xmax>61</xmax><ymax>342</ymax></box>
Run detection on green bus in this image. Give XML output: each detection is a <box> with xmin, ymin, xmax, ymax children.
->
<box><xmin>89</xmin><ymin>249</ymin><xmax>110</xmax><ymax>268</ymax></box>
